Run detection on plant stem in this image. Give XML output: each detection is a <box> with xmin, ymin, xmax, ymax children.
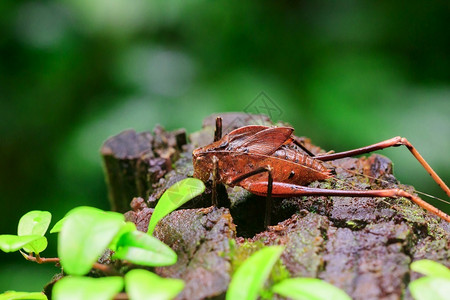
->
<box><xmin>34</xmin><ymin>252</ymin><xmax>59</xmax><ymax>264</ymax></box>
<box><xmin>22</xmin><ymin>252</ymin><xmax>117</xmax><ymax>275</ymax></box>
<box><xmin>113</xmin><ymin>293</ymin><xmax>129</xmax><ymax>300</ymax></box>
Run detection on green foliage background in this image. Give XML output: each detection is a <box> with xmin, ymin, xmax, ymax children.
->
<box><xmin>0</xmin><ymin>0</ymin><xmax>449</xmax><ymax>292</ymax></box>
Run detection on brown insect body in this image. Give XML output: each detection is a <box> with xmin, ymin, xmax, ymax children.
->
<box><xmin>193</xmin><ymin>126</ymin><xmax>331</xmax><ymax>195</ymax></box>
<box><xmin>193</xmin><ymin>121</ymin><xmax>450</xmax><ymax>223</ymax></box>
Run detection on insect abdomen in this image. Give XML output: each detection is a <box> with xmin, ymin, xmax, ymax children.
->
<box><xmin>270</xmin><ymin>148</ymin><xmax>330</xmax><ymax>185</ymax></box>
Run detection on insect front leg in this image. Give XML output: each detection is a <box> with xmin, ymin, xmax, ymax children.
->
<box><xmin>246</xmin><ymin>181</ymin><xmax>450</xmax><ymax>222</ymax></box>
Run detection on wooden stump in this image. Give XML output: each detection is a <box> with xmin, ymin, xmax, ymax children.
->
<box><xmin>101</xmin><ymin>127</ymin><xmax>186</xmax><ymax>212</ymax></box>
<box><xmin>102</xmin><ymin>113</ymin><xmax>449</xmax><ymax>300</ymax></box>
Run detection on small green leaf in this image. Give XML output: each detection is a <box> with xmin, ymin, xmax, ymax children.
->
<box><xmin>113</xmin><ymin>230</ymin><xmax>177</xmax><ymax>266</ymax></box>
<box><xmin>58</xmin><ymin>206</ymin><xmax>125</xmax><ymax>275</ymax></box>
<box><xmin>53</xmin><ymin>276</ymin><xmax>123</xmax><ymax>300</ymax></box>
<box><xmin>0</xmin><ymin>235</ymin><xmax>42</xmax><ymax>253</ymax></box>
<box><xmin>226</xmin><ymin>246</ymin><xmax>285</xmax><ymax>300</ymax></box>
<box><xmin>50</xmin><ymin>216</ymin><xmax>68</xmax><ymax>234</ymax></box>
<box><xmin>409</xmin><ymin>277</ymin><xmax>450</xmax><ymax>300</ymax></box>
<box><xmin>23</xmin><ymin>236</ymin><xmax>47</xmax><ymax>254</ymax></box>
<box><xmin>17</xmin><ymin>211</ymin><xmax>51</xmax><ymax>253</ymax></box>
<box><xmin>109</xmin><ymin>221</ymin><xmax>137</xmax><ymax>251</ymax></box>
<box><xmin>0</xmin><ymin>291</ymin><xmax>48</xmax><ymax>300</ymax></box>
<box><xmin>147</xmin><ymin>178</ymin><xmax>205</xmax><ymax>235</ymax></box>
<box><xmin>18</xmin><ymin>211</ymin><xmax>52</xmax><ymax>236</ymax></box>
<box><xmin>410</xmin><ymin>260</ymin><xmax>450</xmax><ymax>279</ymax></box>
<box><xmin>272</xmin><ymin>278</ymin><xmax>352</xmax><ymax>300</ymax></box>
<box><xmin>125</xmin><ymin>269</ymin><xmax>184</xmax><ymax>300</ymax></box>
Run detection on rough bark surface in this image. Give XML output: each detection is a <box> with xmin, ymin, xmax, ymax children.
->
<box><xmin>102</xmin><ymin>113</ymin><xmax>449</xmax><ymax>300</ymax></box>
<box><xmin>101</xmin><ymin>127</ymin><xmax>186</xmax><ymax>212</ymax></box>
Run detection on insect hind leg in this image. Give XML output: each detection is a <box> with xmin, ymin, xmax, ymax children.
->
<box><xmin>246</xmin><ymin>181</ymin><xmax>450</xmax><ymax>222</ymax></box>
<box><xmin>229</xmin><ymin>166</ymin><xmax>274</xmax><ymax>228</ymax></box>
<box><xmin>314</xmin><ymin>136</ymin><xmax>450</xmax><ymax>197</ymax></box>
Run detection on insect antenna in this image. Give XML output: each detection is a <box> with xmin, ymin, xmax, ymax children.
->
<box><xmin>214</xmin><ymin>117</ymin><xmax>222</xmax><ymax>142</ymax></box>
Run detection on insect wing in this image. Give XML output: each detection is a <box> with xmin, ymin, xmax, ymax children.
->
<box><xmin>233</xmin><ymin>127</ymin><xmax>294</xmax><ymax>155</ymax></box>
<box><xmin>225</xmin><ymin>126</ymin><xmax>270</xmax><ymax>147</ymax></box>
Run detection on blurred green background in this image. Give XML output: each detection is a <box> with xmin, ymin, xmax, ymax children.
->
<box><xmin>1</xmin><ymin>0</ymin><xmax>449</xmax><ymax>292</ymax></box>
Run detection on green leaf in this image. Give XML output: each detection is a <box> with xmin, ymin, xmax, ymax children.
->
<box><xmin>18</xmin><ymin>211</ymin><xmax>52</xmax><ymax>236</ymax></box>
<box><xmin>23</xmin><ymin>236</ymin><xmax>47</xmax><ymax>254</ymax></box>
<box><xmin>0</xmin><ymin>235</ymin><xmax>42</xmax><ymax>253</ymax></box>
<box><xmin>58</xmin><ymin>206</ymin><xmax>125</xmax><ymax>275</ymax></box>
<box><xmin>0</xmin><ymin>291</ymin><xmax>47</xmax><ymax>300</ymax></box>
<box><xmin>113</xmin><ymin>230</ymin><xmax>177</xmax><ymax>266</ymax></box>
<box><xmin>226</xmin><ymin>246</ymin><xmax>285</xmax><ymax>300</ymax></box>
<box><xmin>147</xmin><ymin>178</ymin><xmax>205</xmax><ymax>235</ymax></box>
<box><xmin>50</xmin><ymin>216</ymin><xmax>68</xmax><ymax>234</ymax></box>
<box><xmin>410</xmin><ymin>260</ymin><xmax>450</xmax><ymax>279</ymax></box>
<box><xmin>272</xmin><ymin>278</ymin><xmax>352</xmax><ymax>300</ymax></box>
<box><xmin>17</xmin><ymin>211</ymin><xmax>51</xmax><ymax>253</ymax></box>
<box><xmin>53</xmin><ymin>276</ymin><xmax>123</xmax><ymax>300</ymax></box>
<box><xmin>409</xmin><ymin>277</ymin><xmax>450</xmax><ymax>300</ymax></box>
<box><xmin>125</xmin><ymin>269</ymin><xmax>184</xmax><ymax>300</ymax></box>
<box><xmin>109</xmin><ymin>221</ymin><xmax>137</xmax><ymax>251</ymax></box>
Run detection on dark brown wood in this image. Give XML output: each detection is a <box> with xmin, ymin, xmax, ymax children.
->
<box><xmin>101</xmin><ymin>128</ymin><xmax>187</xmax><ymax>212</ymax></box>
<box><xmin>101</xmin><ymin>129</ymin><xmax>154</xmax><ymax>212</ymax></box>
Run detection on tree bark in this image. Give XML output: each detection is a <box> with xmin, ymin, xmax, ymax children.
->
<box><xmin>101</xmin><ymin>127</ymin><xmax>186</xmax><ymax>212</ymax></box>
<box><xmin>104</xmin><ymin>113</ymin><xmax>449</xmax><ymax>300</ymax></box>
